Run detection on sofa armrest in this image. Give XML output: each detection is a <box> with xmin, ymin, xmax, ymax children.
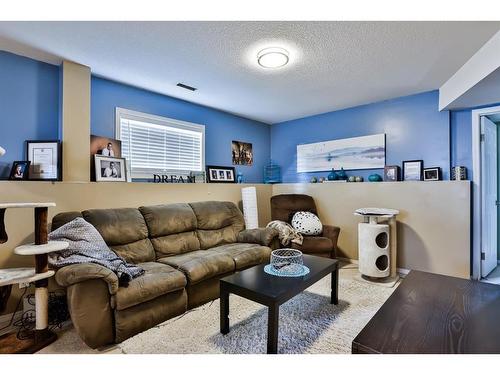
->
<box><xmin>237</xmin><ymin>228</ymin><xmax>279</xmax><ymax>247</ymax></box>
<box><xmin>55</xmin><ymin>263</ymin><xmax>119</xmax><ymax>295</ymax></box>
<box><xmin>322</xmin><ymin>224</ymin><xmax>340</xmax><ymax>254</ymax></box>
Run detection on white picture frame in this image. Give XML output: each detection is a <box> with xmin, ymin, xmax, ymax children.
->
<box><xmin>94</xmin><ymin>155</ymin><xmax>127</xmax><ymax>182</ymax></box>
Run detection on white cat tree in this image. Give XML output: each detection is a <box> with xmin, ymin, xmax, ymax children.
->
<box><xmin>0</xmin><ymin>203</ymin><xmax>68</xmax><ymax>353</ymax></box>
<box><xmin>354</xmin><ymin>207</ymin><xmax>400</xmax><ymax>288</ymax></box>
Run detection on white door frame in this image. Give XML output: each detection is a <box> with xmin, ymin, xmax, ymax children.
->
<box><xmin>471</xmin><ymin>104</ymin><xmax>500</xmax><ymax>280</ymax></box>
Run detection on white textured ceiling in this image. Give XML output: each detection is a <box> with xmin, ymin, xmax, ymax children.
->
<box><xmin>0</xmin><ymin>21</ymin><xmax>499</xmax><ymax>124</ymax></box>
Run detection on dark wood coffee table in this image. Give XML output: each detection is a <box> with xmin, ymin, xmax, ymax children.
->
<box><xmin>220</xmin><ymin>254</ymin><xmax>339</xmax><ymax>354</ymax></box>
<box><xmin>352</xmin><ymin>270</ymin><xmax>500</xmax><ymax>354</ymax></box>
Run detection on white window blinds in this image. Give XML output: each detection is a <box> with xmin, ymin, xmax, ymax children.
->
<box><xmin>116</xmin><ymin>108</ymin><xmax>204</xmax><ymax>178</ymax></box>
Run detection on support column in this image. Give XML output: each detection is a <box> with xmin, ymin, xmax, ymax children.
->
<box><xmin>60</xmin><ymin>60</ymin><xmax>91</xmax><ymax>182</ymax></box>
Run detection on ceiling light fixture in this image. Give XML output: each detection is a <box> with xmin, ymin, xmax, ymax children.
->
<box><xmin>257</xmin><ymin>47</ymin><xmax>289</xmax><ymax>68</ymax></box>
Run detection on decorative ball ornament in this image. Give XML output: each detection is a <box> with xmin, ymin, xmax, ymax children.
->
<box><xmin>291</xmin><ymin>211</ymin><xmax>322</xmax><ymax>235</ymax></box>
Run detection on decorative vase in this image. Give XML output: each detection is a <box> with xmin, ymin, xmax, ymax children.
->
<box><xmin>237</xmin><ymin>171</ymin><xmax>243</xmax><ymax>183</ymax></box>
<box><xmin>368</xmin><ymin>174</ymin><xmax>383</xmax><ymax>182</ymax></box>
<box><xmin>327</xmin><ymin>168</ymin><xmax>338</xmax><ymax>181</ymax></box>
<box><xmin>337</xmin><ymin>168</ymin><xmax>348</xmax><ymax>181</ymax></box>
<box><xmin>310</xmin><ymin>176</ymin><xmax>318</xmax><ymax>183</ymax></box>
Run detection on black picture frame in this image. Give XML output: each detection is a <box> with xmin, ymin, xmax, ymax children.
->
<box><xmin>26</xmin><ymin>140</ymin><xmax>62</xmax><ymax>181</ymax></box>
<box><xmin>206</xmin><ymin>165</ymin><xmax>236</xmax><ymax>183</ymax></box>
<box><xmin>383</xmin><ymin>165</ymin><xmax>400</xmax><ymax>181</ymax></box>
<box><xmin>423</xmin><ymin>167</ymin><xmax>442</xmax><ymax>181</ymax></box>
<box><xmin>402</xmin><ymin>160</ymin><xmax>423</xmax><ymax>181</ymax></box>
<box><xmin>9</xmin><ymin>161</ymin><xmax>31</xmax><ymax>180</ymax></box>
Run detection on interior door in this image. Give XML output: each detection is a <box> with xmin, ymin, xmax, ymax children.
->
<box><xmin>481</xmin><ymin>116</ymin><xmax>498</xmax><ymax>277</ymax></box>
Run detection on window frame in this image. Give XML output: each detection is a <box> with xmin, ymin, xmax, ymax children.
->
<box><xmin>115</xmin><ymin>107</ymin><xmax>205</xmax><ymax>179</ymax></box>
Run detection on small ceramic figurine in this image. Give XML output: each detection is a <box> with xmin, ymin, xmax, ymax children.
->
<box><xmin>337</xmin><ymin>167</ymin><xmax>348</xmax><ymax>181</ymax></box>
<box><xmin>319</xmin><ymin>177</ymin><xmax>326</xmax><ymax>183</ymax></box>
<box><xmin>368</xmin><ymin>173</ymin><xmax>382</xmax><ymax>182</ymax></box>
<box><xmin>327</xmin><ymin>168</ymin><xmax>338</xmax><ymax>181</ymax></box>
<box><xmin>355</xmin><ymin>176</ymin><xmax>364</xmax><ymax>182</ymax></box>
<box><xmin>348</xmin><ymin>176</ymin><xmax>356</xmax><ymax>182</ymax></box>
<box><xmin>310</xmin><ymin>176</ymin><xmax>318</xmax><ymax>183</ymax></box>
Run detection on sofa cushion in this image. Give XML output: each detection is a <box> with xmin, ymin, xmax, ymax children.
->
<box><xmin>211</xmin><ymin>243</ymin><xmax>272</xmax><ymax>270</ymax></box>
<box><xmin>112</xmin><ymin>262</ymin><xmax>186</xmax><ymax>311</ymax></box>
<box><xmin>82</xmin><ymin>208</ymin><xmax>155</xmax><ymax>263</ymax></box>
<box><xmin>139</xmin><ymin>203</ymin><xmax>197</xmax><ymax>236</ymax></box>
<box><xmin>189</xmin><ymin>201</ymin><xmax>245</xmax><ymax>249</ymax></box>
<box><xmin>291</xmin><ymin>236</ymin><xmax>333</xmax><ymax>254</ymax></box>
<box><xmin>158</xmin><ymin>250</ymin><xmax>235</xmax><ymax>285</ymax></box>
<box><xmin>140</xmin><ymin>204</ymin><xmax>201</xmax><ymax>257</ymax></box>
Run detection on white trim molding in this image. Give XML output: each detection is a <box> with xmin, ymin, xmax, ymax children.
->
<box><xmin>471</xmin><ymin>104</ymin><xmax>500</xmax><ymax>280</ymax></box>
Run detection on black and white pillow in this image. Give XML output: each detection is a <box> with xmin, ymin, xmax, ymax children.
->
<box><xmin>291</xmin><ymin>211</ymin><xmax>322</xmax><ymax>236</ymax></box>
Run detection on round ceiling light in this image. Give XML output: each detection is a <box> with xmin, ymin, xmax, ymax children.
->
<box><xmin>257</xmin><ymin>47</ymin><xmax>289</xmax><ymax>68</ymax></box>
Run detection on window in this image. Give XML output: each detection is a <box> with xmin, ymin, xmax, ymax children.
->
<box><xmin>116</xmin><ymin>108</ymin><xmax>205</xmax><ymax>179</ymax></box>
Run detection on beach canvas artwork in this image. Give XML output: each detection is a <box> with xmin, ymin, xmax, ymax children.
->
<box><xmin>297</xmin><ymin>134</ymin><xmax>385</xmax><ymax>172</ymax></box>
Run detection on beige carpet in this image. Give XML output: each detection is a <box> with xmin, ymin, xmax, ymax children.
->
<box><xmin>39</xmin><ymin>265</ymin><xmax>398</xmax><ymax>354</ymax></box>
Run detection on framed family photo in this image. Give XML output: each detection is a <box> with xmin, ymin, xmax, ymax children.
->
<box><xmin>26</xmin><ymin>140</ymin><xmax>62</xmax><ymax>181</ymax></box>
<box><xmin>423</xmin><ymin>167</ymin><xmax>442</xmax><ymax>181</ymax></box>
<box><xmin>9</xmin><ymin>161</ymin><xmax>30</xmax><ymax>180</ymax></box>
<box><xmin>206</xmin><ymin>165</ymin><xmax>236</xmax><ymax>183</ymax></box>
<box><xmin>94</xmin><ymin>155</ymin><xmax>127</xmax><ymax>182</ymax></box>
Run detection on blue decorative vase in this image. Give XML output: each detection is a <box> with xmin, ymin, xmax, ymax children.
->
<box><xmin>368</xmin><ymin>173</ymin><xmax>383</xmax><ymax>182</ymax></box>
<box><xmin>237</xmin><ymin>171</ymin><xmax>243</xmax><ymax>183</ymax></box>
<box><xmin>337</xmin><ymin>168</ymin><xmax>348</xmax><ymax>181</ymax></box>
<box><xmin>327</xmin><ymin>168</ymin><xmax>338</xmax><ymax>181</ymax></box>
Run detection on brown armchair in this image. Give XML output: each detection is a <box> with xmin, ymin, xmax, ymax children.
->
<box><xmin>270</xmin><ymin>194</ymin><xmax>340</xmax><ymax>258</ymax></box>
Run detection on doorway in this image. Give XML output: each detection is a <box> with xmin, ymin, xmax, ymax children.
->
<box><xmin>472</xmin><ymin>105</ymin><xmax>500</xmax><ymax>283</ymax></box>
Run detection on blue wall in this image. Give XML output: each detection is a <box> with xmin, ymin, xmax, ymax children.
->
<box><xmin>0</xmin><ymin>50</ymin><xmax>493</xmax><ymax>185</ymax></box>
<box><xmin>450</xmin><ymin>109</ymin><xmax>473</xmax><ymax>179</ymax></box>
<box><xmin>0</xmin><ymin>51</ymin><xmax>60</xmax><ymax>178</ymax></box>
<box><xmin>91</xmin><ymin>76</ymin><xmax>270</xmax><ymax>183</ymax></box>
<box><xmin>271</xmin><ymin>91</ymin><xmax>451</xmax><ymax>182</ymax></box>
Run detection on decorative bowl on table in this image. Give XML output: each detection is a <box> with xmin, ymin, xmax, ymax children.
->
<box><xmin>264</xmin><ymin>249</ymin><xmax>310</xmax><ymax>277</ymax></box>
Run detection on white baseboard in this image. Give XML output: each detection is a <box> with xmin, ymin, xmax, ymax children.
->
<box><xmin>0</xmin><ymin>310</ymin><xmax>23</xmax><ymax>336</ymax></box>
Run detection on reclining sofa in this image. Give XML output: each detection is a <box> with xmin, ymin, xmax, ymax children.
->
<box><xmin>51</xmin><ymin>201</ymin><xmax>278</xmax><ymax>348</ymax></box>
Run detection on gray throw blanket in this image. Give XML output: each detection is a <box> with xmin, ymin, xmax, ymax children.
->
<box><xmin>266</xmin><ymin>220</ymin><xmax>303</xmax><ymax>246</ymax></box>
<box><xmin>49</xmin><ymin>217</ymin><xmax>144</xmax><ymax>285</ymax></box>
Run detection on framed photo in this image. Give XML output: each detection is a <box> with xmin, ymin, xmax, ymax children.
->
<box><xmin>423</xmin><ymin>167</ymin><xmax>442</xmax><ymax>181</ymax></box>
<box><xmin>384</xmin><ymin>165</ymin><xmax>400</xmax><ymax>181</ymax></box>
<box><xmin>232</xmin><ymin>140</ymin><xmax>253</xmax><ymax>166</ymax></box>
<box><xmin>94</xmin><ymin>155</ymin><xmax>127</xmax><ymax>182</ymax></box>
<box><xmin>402</xmin><ymin>160</ymin><xmax>423</xmax><ymax>181</ymax></box>
<box><xmin>9</xmin><ymin>161</ymin><xmax>30</xmax><ymax>180</ymax></box>
<box><xmin>206</xmin><ymin>165</ymin><xmax>236</xmax><ymax>183</ymax></box>
<box><xmin>26</xmin><ymin>140</ymin><xmax>62</xmax><ymax>181</ymax></box>
<box><xmin>90</xmin><ymin>135</ymin><xmax>122</xmax><ymax>181</ymax></box>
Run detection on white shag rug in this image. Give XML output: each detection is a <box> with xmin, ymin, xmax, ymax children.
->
<box><xmin>118</xmin><ymin>267</ymin><xmax>398</xmax><ymax>354</ymax></box>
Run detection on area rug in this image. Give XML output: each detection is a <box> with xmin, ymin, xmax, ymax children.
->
<box><xmin>118</xmin><ymin>267</ymin><xmax>398</xmax><ymax>354</ymax></box>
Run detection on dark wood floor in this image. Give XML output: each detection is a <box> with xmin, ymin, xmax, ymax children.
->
<box><xmin>352</xmin><ymin>270</ymin><xmax>500</xmax><ymax>354</ymax></box>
